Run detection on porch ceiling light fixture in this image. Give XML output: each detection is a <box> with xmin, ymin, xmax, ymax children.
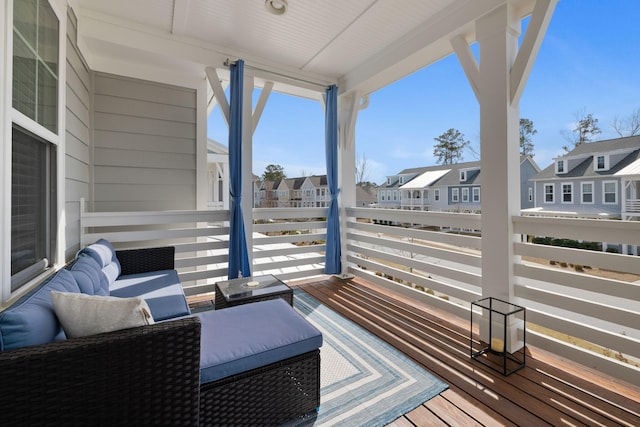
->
<box><xmin>265</xmin><ymin>0</ymin><xmax>288</xmax><ymax>15</ymax></box>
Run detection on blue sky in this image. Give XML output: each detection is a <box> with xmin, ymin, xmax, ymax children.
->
<box><xmin>208</xmin><ymin>0</ymin><xmax>640</xmax><ymax>185</ymax></box>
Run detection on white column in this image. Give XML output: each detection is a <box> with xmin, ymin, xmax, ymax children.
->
<box><xmin>337</xmin><ymin>92</ymin><xmax>364</xmax><ymax>277</ymax></box>
<box><xmin>242</xmin><ymin>75</ymin><xmax>254</xmax><ymax>268</ymax></box>
<box><xmin>477</xmin><ymin>5</ymin><xmax>521</xmax><ymax>305</ymax></box>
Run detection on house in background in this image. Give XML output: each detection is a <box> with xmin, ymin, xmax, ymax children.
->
<box><xmin>355</xmin><ymin>183</ymin><xmax>378</xmax><ymax>207</ymax></box>
<box><xmin>525</xmin><ymin>136</ymin><xmax>640</xmax><ymax>254</ymax></box>
<box><xmin>378</xmin><ymin>156</ymin><xmax>539</xmax><ymax>212</ymax></box>
<box><xmin>527</xmin><ymin>136</ymin><xmax>640</xmax><ymax>220</ymax></box>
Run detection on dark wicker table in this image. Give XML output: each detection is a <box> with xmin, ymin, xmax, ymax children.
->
<box><xmin>215</xmin><ymin>274</ymin><xmax>293</xmax><ymax>309</ymax></box>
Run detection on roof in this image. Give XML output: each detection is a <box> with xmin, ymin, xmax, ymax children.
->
<box><xmin>400</xmin><ymin>169</ymin><xmax>450</xmax><ymax>190</ymax></box>
<box><xmin>615</xmin><ymin>158</ymin><xmax>640</xmax><ymax>178</ymax></box>
<box><xmin>75</xmin><ymin>0</ymin><xmax>538</xmax><ymax>98</ymax></box>
<box><xmin>533</xmin><ymin>137</ymin><xmax>640</xmax><ymax>180</ymax></box>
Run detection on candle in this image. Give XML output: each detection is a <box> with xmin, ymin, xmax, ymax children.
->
<box><xmin>491</xmin><ymin>337</ymin><xmax>504</xmax><ymax>353</ymax></box>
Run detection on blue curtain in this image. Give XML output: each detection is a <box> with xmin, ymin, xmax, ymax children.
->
<box><xmin>228</xmin><ymin>60</ymin><xmax>251</xmax><ymax>279</ymax></box>
<box><xmin>324</xmin><ymin>85</ymin><xmax>341</xmax><ymax>274</ymax></box>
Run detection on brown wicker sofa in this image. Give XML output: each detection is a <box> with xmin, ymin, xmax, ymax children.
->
<box><xmin>0</xmin><ymin>241</ymin><xmax>321</xmax><ymax>426</ymax></box>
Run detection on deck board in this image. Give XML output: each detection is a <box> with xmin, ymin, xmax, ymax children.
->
<box><xmin>294</xmin><ymin>276</ymin><xmax>640</xmax><ymax>427</ymax></box>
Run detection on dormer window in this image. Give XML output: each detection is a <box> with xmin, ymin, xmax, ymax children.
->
<box><xmin>387</xmin><ymin>177</ymin><xmax>391</xmax><ymax>185</ymax></box>
<box><xmin>399</xmin><ymin>176</ymin><xmax>404</xmax><ymax>184</ymax></box>
<box><xmin>459</xmin><ymin>170</ymin><xmax>467</xmax><ymax>182</ymax></box>
<box><xmin>595</xmin><ymin>155</ymin><xmax>608</xmax><ymax>171</ymax></box>
<box><xmin>556</xmin><ymin>160</ymin><xmax>565</xmax><ymax>174</ymax></box>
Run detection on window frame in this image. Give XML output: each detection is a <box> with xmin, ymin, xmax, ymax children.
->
<box><xmin>595</xmin><ymin>155</ymin><xmax>609</xmax><ymax>171</ymax></box>
<box><xmin>561</xmin><ymin>182</ymin><xmax>573</xmax><ymax>204</ymax></box>
<box><xmin>602</xmin><ymin>180</ymin><xmax>617</xmax><ymax>204</ymax></box>
<box><xmin>556</xmin><ymin>160</ymin><xmax>565</xmax><ymax>174</ymax></box>
<box><xmin>461</xmin><ymin>187</ymin><xmax>469</xmax><ymax>202</ymax></box>
<box><xmin>434</xmin><ymin>188</ymin><xmax>440</xmax><ymax>201</ymax></box>
<box><xmin>580</xmin><ymin>181</ymin><xmax>594</xmax><ymax>204</ymax></box>
<box><xmin>459</xmin><ymin>170</ymin><xmax>467</xmax><ymax>182</ymax></box>
<box><xmin>451</xmin><ymin>188</ymin><xmax>459</xmax><ymax>203</ymax></box>
<box><xmin>473</xmin><ymin>187</ymin><xmax>480</xmax><ymax>203</ymax></box>
<box><xmin>544</xmin><ymin>183</ymin><xmax>554</xmax><ymax>203</ymax></box>
<box><xmin>4</xmin><ymin>0</ymin><xmax>65</xmax><ymax>298</ymax></box>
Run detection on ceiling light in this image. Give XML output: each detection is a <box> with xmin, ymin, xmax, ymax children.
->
<box><xmin>265</xmin><ymin>0</ymin><xmax>288</xmax><ymax>15</ymax></box>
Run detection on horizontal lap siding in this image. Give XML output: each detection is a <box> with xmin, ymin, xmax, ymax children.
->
<box><xmin>65</xmin><ymin>8</ymin><xmax>91</xmax><ymax>259</ymax></box>
<box><xmin>92</xmin><ymin>73</ymin><xmax>197</xmax><ymax>212</ymax></box>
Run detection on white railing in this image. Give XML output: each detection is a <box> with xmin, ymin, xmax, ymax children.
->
<box><xmin>252</xmin><ymin>207</ymin><xmax>327</xmax><ymax>281</ymax></box>
<box><xmin>625</xmin><ymin>198</ymin><xmax>640</xmax><ymax>212</ymax></box>
<box><xmin>346</xmin><ymin>207</ymin><xmax>640</xmax><ymax>384</ymax></box>
<box><xmin>80</xmin><ymin>202</ymin><xmax>640</xmax><ymax>384</ymax></box>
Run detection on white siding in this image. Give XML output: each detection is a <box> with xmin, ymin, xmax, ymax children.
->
<box><xmin>91</xmin><ymin>73</ymin><xmax>197</xmax><ymax>211</ymax></box>
<box><xmin>65</xmin><ymin>8</ymin><xmax>91</xmax><ymax>259</ymax></box>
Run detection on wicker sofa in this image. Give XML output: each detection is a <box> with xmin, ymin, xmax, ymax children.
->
<box><xmin>0</xmin><ymin>240</ymin><xmax>321</xmax><ymax>425</ymax></box>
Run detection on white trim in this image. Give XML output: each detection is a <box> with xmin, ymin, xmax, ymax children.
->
<box><xmin>602</xmin><ymin>180</ymin><xmax>617</xmax><ymax>205</ymax></box>
<box><xmin>594</xmin><ymin>154</ymin><xmax>609</xmax><ymax>172</ymax></box>
<box><xmin>462</xmin><ymin>187</ymin><xmax>469</xmax><ymax>202</ymax></box>
<box><xmin>451</xmin><ymin>188</ymin><xmax>459</xmax><ymax>203</ymax></box>
<box><xmin>580</xmin><ymin>181</ymin><xmax>594</xmax><ymax>204</ymax></box>
<box><xmin>434</xmin><ymin>188</ymin><xmax>440</xmax><ymax>202</ymax></box>
<box><xmin>544</xmin><ymin>183</ymin><xmax>554</xmax><ymax>203</ymax></box>
<box><xmin>561</xmin><ymin>182</ymin><xmax>573</xmax><ymax>204</ymax></box>
<box><xmin>555</xmin><ymin>159</ymin><xmax>566</xmax><ymax>174</ymax></box>
<box><xmin>1</xmin><ymin>0</ymin><xmax>11</xmax><ymax>303</ymax></box>
<box><xmin>459</xmin><ymin>170</ymin><xmax>467</xmax><ymax>182</ymax></box>
<box><xmin>528</xmin><ymin>187</ymin><xmax>533</xmax><ymax>202</ymax></box>
<box><xmin>473</xmin><ymin>187</ymin><xmax>481</xmax><ymax>203</ymax></box>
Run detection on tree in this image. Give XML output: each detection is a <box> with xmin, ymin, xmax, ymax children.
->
<box><xmin>562</xmin><ymin>109</ymin><xmax>601</xmax><ymax>152</ymax></box>
<box><xmin>611</xmin><ymin>108</ymin><xmax>640</xmax><ymax>137</ymax></box>
<box><xmin>355</xmin><ymin>152</ymin><xmax>370</xmax><ymax>184</ymax></box>
<box><xmin>433</xmin><ymin>128</ymin><xmax>469</xmax><ymax>165</ymax></box>
<box><xmin>519</xmin><ymin>118</ymin><xmax>537</xmax><ymax>157</ymax></box>
<box><xmin>262</xmin><ymin>164</ymin><xmax>286</xmax><ymax>181</ymax></box>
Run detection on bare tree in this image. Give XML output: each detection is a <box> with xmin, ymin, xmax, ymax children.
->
<box><xmin>611</xmin><ymin>108</ymin><xmax>640</xmax><ymax>137</ymax></box>
<box><xmin>355</xmin><ymin>152</ymin><xmax>370</xmax><ymax>184</ymax></box>
<box><xmin>561</xmin><ymin>109</ymin><xmax>601</xmax><ymax>152</ymax></box>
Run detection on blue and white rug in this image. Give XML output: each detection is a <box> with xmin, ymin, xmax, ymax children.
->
<box><xmin>292</xmin><ymin>290</ymin><xmax>448</xmax><ymax>427</ymax></box>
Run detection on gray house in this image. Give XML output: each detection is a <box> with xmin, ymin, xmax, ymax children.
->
<box><xmin>378</xmin><ymin>157</ymin><xmax>539</xmax><ymax>212</ymax></box>
<box><xmin>527</xmin><ymin>136</ymin><xmax>640</xmax><ymax>220</ymax></box>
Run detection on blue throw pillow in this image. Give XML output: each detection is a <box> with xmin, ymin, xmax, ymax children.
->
<box><xmin>0</xmin><ymin>269</ymin><xmax>81</xmax><ymax>351</ymax></box>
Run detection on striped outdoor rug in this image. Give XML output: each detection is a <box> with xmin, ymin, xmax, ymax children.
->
<box><xmin>291</xmin><ymin>290</ymin><xmax>448</xmax><ymax>427</ymax></box>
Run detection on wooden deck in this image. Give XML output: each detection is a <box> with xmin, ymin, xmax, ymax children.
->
<box><xmin>293</xmin><ymin>275</ymin><xmax>640</xmax><ymax>427</ymax></box>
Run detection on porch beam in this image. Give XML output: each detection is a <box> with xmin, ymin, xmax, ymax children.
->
<box><xmin>171</xmin><ymin>0</ymin><xmax>191</xmax><ymax>36</ymax></box>
<box><xmin>252</xmin><ymin>81</ymin><xmax>273</xmax><ymax>135</ymax></box>
<box><xmin>450</xmin><ymin>35</ymin><xmax>479</xmax><ymax>101</ymax></box>
<box><xmin>205</xmin><ymin>67</ymin><xmax>230</xmax><ymax>126</ymax></box>
<box><xmin>510</xmin><ymin>0</ymin><xmax>558</xmax><ymax>104</ymax></box>
<box><xmin>476</xmin><ymin>5</ymin><xmax>521</xmax><ymax>308</ymax></box>
<box><xmin>337</xmin><ymin>92</ymin><xmax>367</xmax><ymax>276</ymax></box>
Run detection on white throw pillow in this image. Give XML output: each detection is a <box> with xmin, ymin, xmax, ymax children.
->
<box><xmin>51</xmin><ymin>291</ymin><xmax>155</xmax><ymax>338</ymax></box>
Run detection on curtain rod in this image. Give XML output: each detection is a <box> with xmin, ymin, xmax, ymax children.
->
<box><xmin>224</xmin><ymin>59</ymin><xmax>332</xmax><ymax>91</ymax></box>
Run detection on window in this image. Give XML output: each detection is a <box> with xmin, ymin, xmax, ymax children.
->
<box><xmin>528</xmin><ymin>187</ymin><xmax>533</xmax><ymax>202</ymax></box>
<box><xmin>473</xmin><ymin>187</ymin><xmax>480</xmax><ymax>203</ymax></box>
<box><xmin>581</xmin><ymin>182</ymin><xmax>594</xmax><ymax>203</ymax></box>
<box><xmin>595</xmin><ymin>155</ymin><xmax>608</xmax><ymax>171</ymax></box>
<box><xmin>399</xmin><ymin>176</ymin><xmax>404</xmax><ymax>184</ymax></box>
<box><xmin>10</xmin><ymin>0</ymin><xmax>60</xmax><ymax>291</ymax></box>
<box><xmin>462</xmin><ymin>187</ymin><xmax>469</xmax><ymax>202</ymax></box>
<box><xmin>434</xmin><ymin>189</ymin><xmax>440</xmax><ymax>201</ymax></box>
<box><xmin>556</xmin><ymin>160</ymin><xmax>565</xmax><ymax>174</ymax></box>
<box><xmin>603</xmin><ymin>181</ymin><xmax>617</xmax><ymax>204</ymax></box>
<box><xmin>381</xmin><ymin>192</ymin><xmax>385</xmax><ymax>201</ymax></box>
<box><xmin>544</xmin><ymin>184</ymin><xmax>554</xmax><ymax>203</ymax></box>
<box><xmin>393</xmin><ymin>191</ymin><xmax>397</xmax><ymax>201</ymax></box>
<box><xmin>387</xmin><ymin>190</ymin><xmax>391</xmax><ymax>201</ymax></box>
<box><xmin>451</xmin><ymin>188</ymin><xmax>459</xmax><ymax>203</ymax></box>
<box><xmin>561</xmin><ymin>183</ymin><xmax>573</xmax><ymax>203</ymax></box>
<box><xmin>459</xmin><ymin>170</ymin><xmax>467</xmax><ymax>182</ymax></box>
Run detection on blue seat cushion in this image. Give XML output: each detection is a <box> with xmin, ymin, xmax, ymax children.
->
<box><xmin>68</xmin><ymin>253</ymin><xmax>109</xmax><ymax>295</ymax></box>
<box><xmin>109</xmin><ymin>270</ymin><xmax>190</xmax><ymax>321</ymax></box>
<box><xmin>197</xmin><ymin>298</ymin><xmax>323</xmax><ymax>384</ymax></box>
<box><xmin>0</xmin><ymin>269</ymin><xmax>81</xmax><ymax>351</ymax></box>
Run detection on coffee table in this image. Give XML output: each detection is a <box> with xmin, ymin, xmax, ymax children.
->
<box><xmin>214</xmin><ymin>274</ymin><xmax>293</xmax><ymax>309</ymax></box>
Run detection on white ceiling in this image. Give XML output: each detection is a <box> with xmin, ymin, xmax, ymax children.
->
<box><xmin>75</xmin><ymin>0</ymin><xmax>535</xmax><ymax>96</ymax></box>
